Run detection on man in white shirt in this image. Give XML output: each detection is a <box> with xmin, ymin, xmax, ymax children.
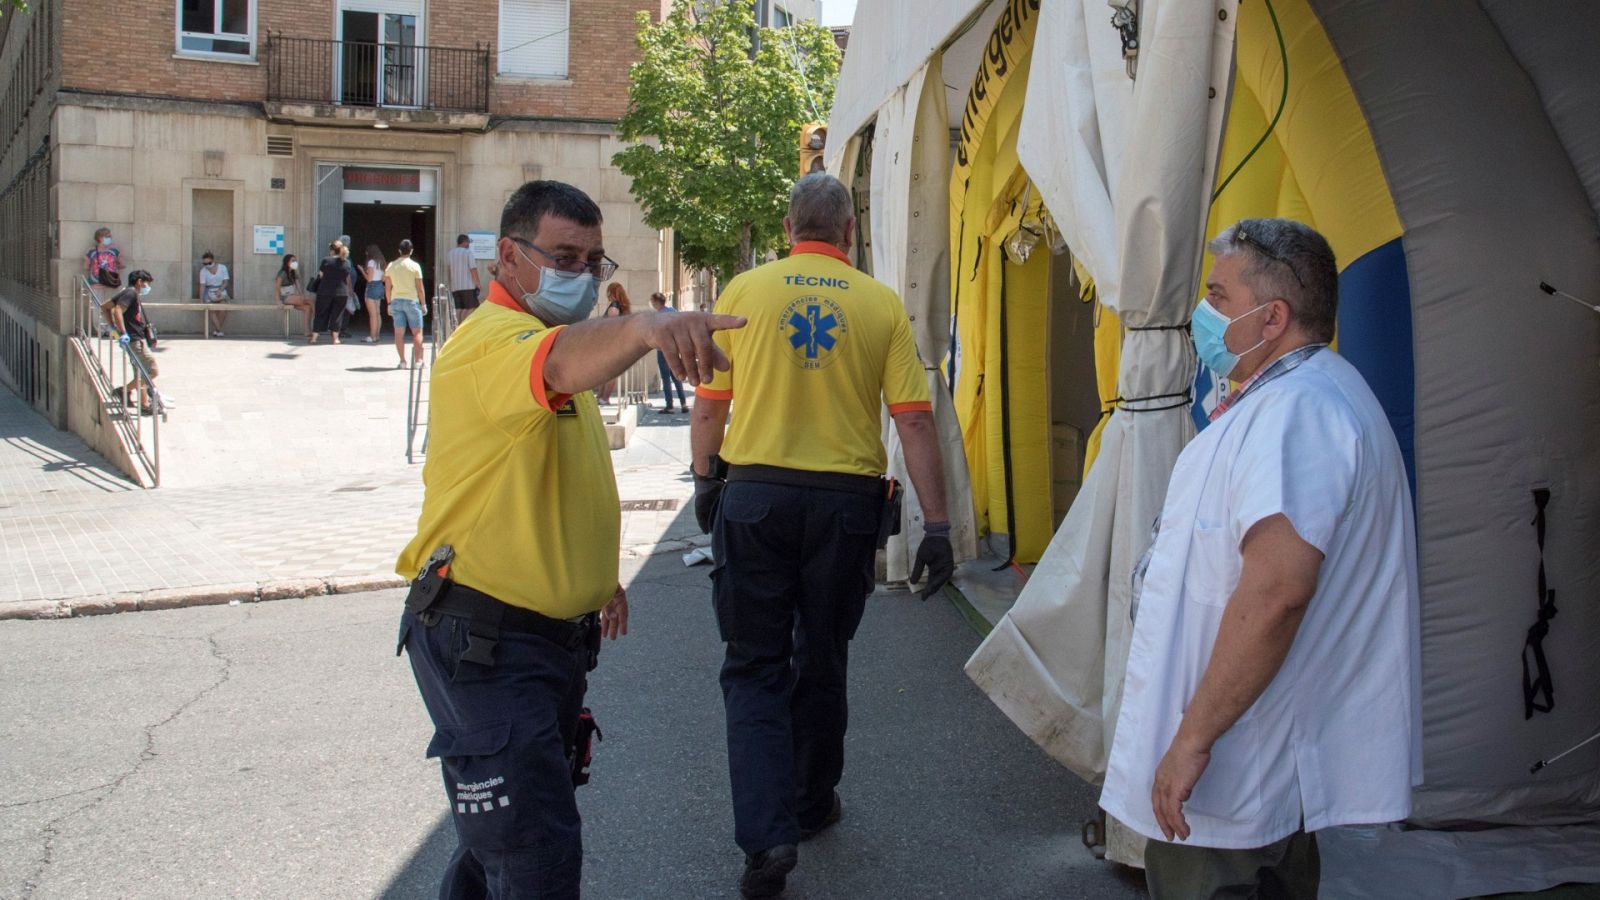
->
<box><xmin>447</xmin><ymin>233</ymin><xmax>482</xmax><ymax>321</ymax></box>
<box><xmin>1099</xmin><ymin>218</ymin><xmax>1422</xmax><ymax>899</ymax></box>
<box><xmin>197</xmin><ymin>251</ymin><xmax>231</xmax><ymax>336</ymax></box>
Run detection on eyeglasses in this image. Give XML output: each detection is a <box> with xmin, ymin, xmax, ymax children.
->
<box><xmin>1232</xmin><ymin>225</ymin><xmax>1304</xmax><ymax>288</ymax></box>
<box><xmin>511</xmin><ymin>237</ymin><xmax>619</xmax><ymax>281</ymax></box>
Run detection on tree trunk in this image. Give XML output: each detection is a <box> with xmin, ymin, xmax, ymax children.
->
<box><xmin>736</xmin><ymin>222</ymin><xmax>754</xmax><ymax>273</ymax></box>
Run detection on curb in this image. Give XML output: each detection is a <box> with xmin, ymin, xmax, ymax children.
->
<box><xmin>0</xmin><ymin>574</ymin><xmax>410</xmax><ymax>622</ymax></box>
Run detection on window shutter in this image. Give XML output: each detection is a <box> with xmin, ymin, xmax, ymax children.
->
<box><xmin>497</xmin><ymin>0</ymin><xmax>568</xmax><ymax>78</ymax></box>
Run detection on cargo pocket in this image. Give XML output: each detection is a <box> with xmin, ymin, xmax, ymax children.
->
<box><xmin>841</xmin><ymin>508</ymin><xmax>880</xmax><ymax>600</ymax></box>
<box><xmin>427</xmin><ymin>721</ymin><xmax>521</xmax><ymax>849</ymax></box>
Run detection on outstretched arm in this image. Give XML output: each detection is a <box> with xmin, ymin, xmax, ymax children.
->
<box><xmin>543</xmin><ymin>310</ymin><xmax>746</xmax><ymax>395</ymax></box>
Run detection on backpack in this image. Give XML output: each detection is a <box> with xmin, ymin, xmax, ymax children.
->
<box><xmin>89</xmin><ymin>248</ymin><xmax>121</xmax><ymax>288</ymax></box>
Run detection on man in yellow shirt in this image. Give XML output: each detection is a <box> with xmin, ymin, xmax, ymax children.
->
<box><xmin>395</xmin><ymin>180</ymin><xmax>744</xmax><ymax>899</ymax></box>
<box><xmin>384</xmin><ymin>239</ymin><xmax>427</xmax><ymax>368</ymax></box>
<box><xmin>690</xmin><ymin>173</ymin><xmax>955</xmax><ymax>898</ymax></box>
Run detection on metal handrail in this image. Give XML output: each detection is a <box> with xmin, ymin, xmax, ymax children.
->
<box><xmin>72</xmin><ymin>276</ymin><xmax>165</xmax><ymax>486</ymax></box>
<box><xmin>405</xmin><ymin>285</ymin><xmax>459</xmax><ymax>463</ymax></box>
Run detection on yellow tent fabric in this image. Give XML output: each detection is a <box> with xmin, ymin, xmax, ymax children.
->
<box><xmin>1200</xmin><ymin>0</ymin><xmax>1402</xmax><ymax>300</ymax></box>
<box><xmin>1074</xmin><ymin>258</ymin><xmax>1123</xmax><ymax>478</ymax></box>
<box><xmin>948</xmin><ymin>1</ymin><xmax>1050</xmax><ymax>562</ymax></box>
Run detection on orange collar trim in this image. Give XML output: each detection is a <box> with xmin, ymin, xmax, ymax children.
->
<box><xmin>487</xmin><ymin>280</ymin><xmax>527</xmax><ymax>314</ymax></box>
<box><xmin>789</xmin><ymin>241</ymin><xmax>852</xmax><ymax>265</ymax></box>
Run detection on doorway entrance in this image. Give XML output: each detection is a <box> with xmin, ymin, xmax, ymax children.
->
<box><xmin>314</xmin><ymin>163</ymin><xmax>440</xmax><ymax>337</ymax></box>
<box><xmin>343</xmin><ymin>202</ymin><xmax>436</xmax><ymax>337</ymax></box>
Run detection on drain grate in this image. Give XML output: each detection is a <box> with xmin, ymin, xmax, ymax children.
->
<box><xmin>619</xmin><ymin>499</ymin><xmax>679</xmax><ymax>511</ymax></box>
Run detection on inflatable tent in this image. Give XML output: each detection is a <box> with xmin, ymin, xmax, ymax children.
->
<box><xmin>830</xmin><ymin>0</ymin><xmax>1600</xmax><ymax>894</ymax></box>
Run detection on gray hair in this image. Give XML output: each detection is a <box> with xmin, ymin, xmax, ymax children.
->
<box><xmin>788</xmin><ymin>173</ymin><xmax>853</xmax><ymax>245</ymax></box>
<box><xmin>1207</xmin><ymin>218</ymin><xmax>1338</xmax><ymax>342</ymax></box>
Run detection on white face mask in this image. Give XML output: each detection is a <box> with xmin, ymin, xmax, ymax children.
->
<box><xmin>289</xmin><ymin>261</ymin><xmax>299</xmax><ymax>271</ymax></box>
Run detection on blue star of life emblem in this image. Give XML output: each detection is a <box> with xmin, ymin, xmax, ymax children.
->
<box><xmin>781</xmin><ymin>296</ymin><xmax>847</xmax><ymax>370</ymax></box>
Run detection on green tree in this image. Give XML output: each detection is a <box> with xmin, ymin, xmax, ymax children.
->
<box><xmin>3</xmin><ymin>0</ymin><xmax>32</xmax><ymax>18</ymax></box>
<box><xmin>613</xmin><ymin>0</ymin><xmax>841</xmax><ymax>284</ymax></box>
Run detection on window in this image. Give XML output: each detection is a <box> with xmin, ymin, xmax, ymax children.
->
<box><xmin>179</xmin><ymin>0</ymin><xmax>254</xmax><ymax>57</ymax></box>
<box><xmin>773</xmin><ymin>5</ymin><xmax>794</xmax><ymax>28</ymax></box>
<box><xmin>498</xmin><ymin>0</ymin><xmax>568</xmax><ymax>78</ymax></box>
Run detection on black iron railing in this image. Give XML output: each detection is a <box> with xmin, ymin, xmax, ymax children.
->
<box><xmin>265</xmin><ymin>33</ymin><xmax>490</xmax><ymax>113</ymax></box>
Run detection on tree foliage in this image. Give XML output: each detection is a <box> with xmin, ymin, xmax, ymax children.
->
<box><xmin>2</xmin><ymin>0</ymin><xmax>32</xmax><ymax>18</ymax></box>
<box><xmin>613</xmin><ymin>0</ymin><xmax>841</xmax><ymax>283</ymax></box>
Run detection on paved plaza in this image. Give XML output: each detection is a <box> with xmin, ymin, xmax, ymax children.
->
<box><xmin>0</xmin><ymin>335</ymin><xmax>704</xmax><ymax>616</ymax></box>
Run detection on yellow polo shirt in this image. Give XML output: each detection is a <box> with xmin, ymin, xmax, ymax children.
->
<box><xmin>386</xmin><ymin>257</ymin><xmax>424</xmax><ymax>301</ymax></box>
<box><xmin>396</xmin><ymin>282</ymin><xmax>619</xmax><ymax>618</ymax></box>
<box><xmin>697</xmin><ymin>242</ymin><xmax>930</xmax><ymax>476</ymax></box>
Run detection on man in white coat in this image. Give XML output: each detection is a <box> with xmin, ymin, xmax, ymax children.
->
<box><xmin>1099</xmin><ymin>218</ymin><xmax>1422</xmax><ymax>898</ymax></box>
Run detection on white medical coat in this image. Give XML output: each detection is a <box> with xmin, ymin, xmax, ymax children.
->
<box><xmin>1100</xmin><ymin>350</ymin><xmax>1422</xmax><ymax>849</ymax></box>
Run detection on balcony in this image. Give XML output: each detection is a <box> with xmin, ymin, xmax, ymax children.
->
<box><xmin>264</xmin><ymin>33</ymin><xmax>491</xmax><ymax>131</ymax></box>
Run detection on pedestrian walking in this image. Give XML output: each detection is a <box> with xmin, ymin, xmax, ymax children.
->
<box><xmin>1098</xmin><ymin>219</ymin><xmax>1422</xmax><ymax>900</ymax></box>
<box><xmin>275</xmin><ymin>254</ymin><xmax>314</xmax><ymax>339</ymax></box>
<box><xmin>688</xmin><ymin>173</ymin><xmax>957</xmax><ymax>899</ymax></box>
<box><xmin>650</xmin><ymin>292</ymin><xmax>688</xmax><ymax>412</ymax></box>
<box><xmin>310</xmin><ymin>240</ymin><xmax>353</xmax><ymax>344</ymax></box>
<box><xmin>384</xmin><ymin>239</ymin><xmax>427</xmax><ymax>369</ymax></box>
<box><xmin>363</xmin><ymin>244</ymin><xmax>388</xmax><ymax>344</ymax></box>
<box><xmin>197</xmin><ymin>251</ymin><xmax>230</xmax><ymax>336</ymax></box>
<box><xmin>394</xmin><ymin>179</ymin><xmax>745</xmax><ymax>900</ymax></box>
<box><xmin>101</xmin><ymin>269</ymin><xmax>159</xmax><ymax>413</ymax></box>
<box><xmin>448</xmin><ymin>233</ymin><xmax>482</xmax><ymax>320</ymax></box>
<box><xmin>84</xmin><ymin>226</ymin><xmax>123</xmax><ymax>302</ymax></box>
<box><xmin>597</xmin><ymin>282</ymin><xmax>631</xmax><ymax>405</ymax></box>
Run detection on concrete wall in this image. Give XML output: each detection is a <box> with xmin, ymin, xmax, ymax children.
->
<box><xmin>64</xmin><ymin>338</ymin><xmax>150</xmax><ymax>486</ymax></box>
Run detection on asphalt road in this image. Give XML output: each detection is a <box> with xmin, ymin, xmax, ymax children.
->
<box><xmin>1</xmin><ymin>528</ymin><xmax>1145</xmax><ymax>899</ymax></box>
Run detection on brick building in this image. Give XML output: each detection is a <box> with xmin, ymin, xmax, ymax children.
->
<box><xmin>0</xmin><ymin>0</ymin><xmax>816</xmax><ymax>426</ymax></box>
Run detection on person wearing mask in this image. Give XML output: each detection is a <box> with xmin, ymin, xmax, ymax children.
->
<box><xmin>396</xmin><ymin>180</ymin><xmax>745</xmax><ymax>899</ymax></box>
<box><xmin>101</xmin><ymin>270</ymin><xmax>159</xmax><ymax>414</ymax></box>
<box><xmin>311</xmin><ymin>240</ymin><xmax>353</xmax><ymax>344</ymax></box>
<box><xmin>650</xmin><ymin>292</ymin><xmax>688</xmax><ymax>413</ymax></box>
<box><xmin>447</xmin><ymin>233</ymin><xmax>482</xmax><ymax>320</ymax></box>
<box><xmin>84</xmin><ymin>227</ymin><xmax>123</xmax><ymax>303</ymax></box>
<box><xmin>197</xmin><ymin>251</ymin><xmax>231</xmax><ymax>336</ymax></box>
<box><xmin>689</xmin><ymin>173</ymin><xmax>956</xmax><ymax>898</ymax></box>
<box><xmin>1098</xmin><ymin>219</ymin><xmax>1421</xmax><ymax>899</ymax></box>
<box><xmin>363</xmin><ymin>244</ymin><xmax>388</xmax><ymax>344</ymax></box>
<box><xmin>275</xmin><ymin>254</ymin><xmax>314</xmax><ymax>340</ymax></box>
<box><xmin>384</xmin><ymin>239</ymin><xmax>427</xmax><ymax>369</ymax></box>
<box><xmin>597</xmin><ymin>282</ymin><xmax>631</xmax><ymax>405</ymax></box>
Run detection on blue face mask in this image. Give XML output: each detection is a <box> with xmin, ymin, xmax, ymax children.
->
<box><xmin>138</xmin><ymin>285</ymin><xmax>151</xmax><ymax>297</ymax></box>
<box><xmin>1191</xmin><ymin>298</ymin><xmax>1269</xmax><ymax>379</ymax></box>
<box><xmin>101</xmin><ymin>237</ymin><xmax>113</xmax><ymax>246</ymax></box>
<box><xmin>513</xmin><ymin>245</ymin><xmax>599</xmax><ymax>325</ymax></box>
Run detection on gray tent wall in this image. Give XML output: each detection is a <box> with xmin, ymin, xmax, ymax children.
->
<box><xmin>1317</xmin><ymin>0</ymin><xmax>1600</xmax><ymax>824</ymax></box>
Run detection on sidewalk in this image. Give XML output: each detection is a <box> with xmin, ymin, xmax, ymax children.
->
<box><xmin>0</xmin><ymin>335</ymin><xmax>705</xmax><ymax>619</ymax></box>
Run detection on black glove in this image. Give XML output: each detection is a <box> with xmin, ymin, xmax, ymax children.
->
<box><xmin>693</xmin><ymin>473</ymin><xmax>724</xmax><ymax>534</ymax></box>
<box><xmin>910</xmin><ymin>534</ymin><xmax>954</xmax><ymax>600</ymax></box>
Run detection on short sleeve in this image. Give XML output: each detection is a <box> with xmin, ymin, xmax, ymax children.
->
<box><xmin>696</xmin><ymin>286</ymin><xmax>740</xmax><ymax>400</ymax></box>
<box><xmin>883</xmin><ymin>302</ymin><xmax>931</xmax><ymax>415</ymax></box>
<box><xmin>1229</xmin><ymin>389</ymin><xmax>1360</xmax><ymax>555</ymax></box>
<box><xmin>472</xmin><ymin>323</ymin><xmax>572</xmax><ymax>420</ymax></box>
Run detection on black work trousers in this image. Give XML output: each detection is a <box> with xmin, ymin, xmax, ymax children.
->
<box><xmin>313</xmin><ymin>294</ymin><xmax>346</xmax><ymax>333</ymax></box>
<box><xmin>712</xmin><ymin>479</ymin><xmax>879</xmax><ymax>855</ymax></box>
<box><xmin>400</xmin><ymin>609</ymin><xmax>590</xmax><ymax>899</ymax></box>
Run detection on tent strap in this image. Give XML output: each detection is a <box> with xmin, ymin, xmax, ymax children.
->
<box><xmin>1522</xmin><ymin>488</ymin><xmax>1559</xmax><ymax>719</ymax></box>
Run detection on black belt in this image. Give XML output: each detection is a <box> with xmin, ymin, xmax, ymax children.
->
<box><xmin>725</xmin><ymin>463</ymin><xmax>884</xmax><ymax>498</ymax></box>
<box><xmin>432</xmin><ymin>576</ymin><xmax>595</xmax><ymax>662</ymax></box>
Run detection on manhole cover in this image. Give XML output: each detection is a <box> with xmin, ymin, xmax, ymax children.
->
<box><xmin>619</xmin><ymin>499</ymin><xmax>678</xmax><ymax>511</ymax></box>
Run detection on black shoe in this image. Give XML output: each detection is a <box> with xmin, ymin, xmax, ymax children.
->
<box><xmin>799</xmin><ymin>792</ymin><xmax>842</xmax><ymax>841</ymax></box>
<box><xmin>739</xmin><ymin>844</ymin><xmax>797</xmax><ymax>899</ymax></box>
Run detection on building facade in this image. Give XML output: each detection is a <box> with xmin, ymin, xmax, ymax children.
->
<box><xmin>0</xmin><ymin>0</ymin><xmax>816</xmax><ymax>427</ymax></box>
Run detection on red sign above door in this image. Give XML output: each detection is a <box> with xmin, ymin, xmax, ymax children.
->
<box><xmin>344</xmin><ymin>167</ymin><xmax>421</xmax><ymax>192</ymax></box>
